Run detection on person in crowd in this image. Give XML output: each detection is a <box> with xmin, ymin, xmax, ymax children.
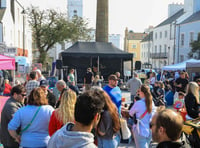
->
<box><xmin>0</xmin><ymin>74</ymin><xmax>4</xmax><ymax>95</ymax></box>
<box><xmin>55</xmin><ymin>80</ymin><xmax>68</xmax><ymax>108</ymax></box>
<box><xmin>151</xmin><ymin>109</ymin><xmax>184</xmax><ymax>148</ymax></box>
<box><xmin>96</xmin><ymin>88</ymin><xmax>120</xmax><ymax>148</ymax></box>
<box><xmin>103</xmin><ymin>74</ymin><xmax>122</xmax><ymax>114</ymax></box>
<box><xmin>8</xmin><ymin>87</ymin><xmax>54</xmax><ymax>148</ymax></box>
<box><xmin>15</xmin><ymin>79</ymin><xmax>21</xmax><ymax>86</ymax></box>
<box><xmin>47</xmin><ymin>90</ymin><xmax>105</xmax><ymax>148</ymax></box>
<box><xmin>129</xmin><ymin>84</ymin><xmax>156</xmax><ymax>148</ymax></box>
<box><xmin>35</xmin><ymin>69</ymin><xmax>46</xmax><ymax>82</ymax></box>
<box><xmin>0</xmin><ymin>85</ymin><xmax>26</xmax><ymax>148</ymax></box>
<box><xmin>156</xmin><ymin>81</ymin><xmax>166</xmax><ymax>106</ymax></box>
<box><xmin>174</xmin><ymin>71</ymin><xmax>189</xmax><ymax>101</ymax></box>
<box><xmin>84</xmin><ymin>67</ymin><xmax>94</xmax><ymax>90</ymax></box>
<box><xmin>115</xmin><ymin>72</ymin><xmax>123</xmax><ymax>87</ymax></box>
<box><xmin>40</xmin><ymin>80</ymin><xmax>57</xmax><ymax>108</ymax></box>
<box><xmin>48</xmin><ymin>89</ymin><xmax>77</xmax><ymax>136</ymax></box>
<box><xmin>25</xmin><ymin>71</ymin><xmax>39</xmax><ymax>98</ymax></box>
<box><xmin>139</xmin><ymin>69</ymin><xmax>147</xmax><ymax>84</ymax></box>
<box><xmin>92</xmin><ymin>75</ymin><xmax>103</xmax><ymax>87</ymax></box>
<box><xmin>150</xmin><ymin>72</ymin><xmax>156</xmax><ymax>87</ymax></box>
<box><xmin>127</xmin><ymin>72</ymin><xmax>142</xmax><ymax>102</ymax></box>
<box><xmin>67</xmin><ymin>68</ymin><xmax>79</xmax><ymax>95</ymax></box>
<box><xmin>146</xmin><ymin>69</ymin><xmax>152</xmax><ymax>79</ymax></box>
<box><xmin>173</xmin><ymin>91</ymin><xmax>185</xmax><ymax>111</ymax></box>
<box><xmin>195</xmin><ymin>78</ymin><xmax>200</xmax><ymax>102</ymax></box>
<box><xmin>185</xmin><ymin>82</ymin><xmax>200</xmax><ymax>119</ymax></box>
<box><xmin>3</xmin><ymin>79</ymin><xmax>12</xmax><ymax>96</ymax></box>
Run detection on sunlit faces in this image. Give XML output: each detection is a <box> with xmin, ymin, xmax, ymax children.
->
<box><xmin>110</xmin><ymin>79</ymin><xmax>118</xmax><ymax>87</ymax></box>
<box><xmin>56</xmin><ymin>84</ymin><xmax>64</xmax><ymax>92</ymax></box>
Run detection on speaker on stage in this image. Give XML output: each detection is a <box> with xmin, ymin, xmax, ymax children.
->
<box><xmin>15</xmin><ymin>62</ymin><xmax>18</xmax><ymax>72</ymax></box>
<box><xmin>56</xmin><ymin>60</ymin><xmax>63</xmax><ymax>69</ymax></box>
<box><xmin>135</xmin><ymin>61</ymin><xmax>141</xmax><ymax>70</ymax></box>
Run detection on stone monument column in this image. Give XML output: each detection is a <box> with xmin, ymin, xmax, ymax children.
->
<box><xmin>96</xmin><ymin>0</ymin><xmax>108</xmax><ymax>42</ymax></box>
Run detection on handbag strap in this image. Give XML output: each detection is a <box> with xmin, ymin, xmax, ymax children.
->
<box><xmin>20</xmin><ymin>106</ymin><xmax>41</xmax><ymax>135</ymax></box>
<box><xmin>139</xmin><ymin>110</ymin><xmax>148</xmax><ymax>119</ymax></box>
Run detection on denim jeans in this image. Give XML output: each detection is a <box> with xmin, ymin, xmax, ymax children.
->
<box><xmin>133</xmin><ymin>127</ymin><xmax>151</xmax><ymax>148</ymax></box>
<box><xmin>97</xmin><ymin>134</ymin><xmax>120</xmax><ymax>148</ymax></box>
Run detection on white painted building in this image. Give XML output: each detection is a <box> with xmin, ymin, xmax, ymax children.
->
<box><xmin>0</xmin><ymin>0</ymin><xmax>32</xmax><ymax>65</ymax></box>
<box><xmin>67</xmin><ymin>0</ymin><xmax>83</xmax><ymax>19</ymax></box>
<box><xmin>140</xmin><ymin>32</ymin><xmax>153</xmax><ymax>67</ymax></box>
<box><xmin>152</xmin><ymin>3</ymin><xmax>184</xmax><ymax>70</ymax></box>
<box><xmin>109</xmin><ymin>34</ymin><xmax>122</xmax><ymax>49</ymax></box>
<box><xmin>175</xmin><ymin>0</ymin><xmax>200</xmax><ymax>63</ymax></box>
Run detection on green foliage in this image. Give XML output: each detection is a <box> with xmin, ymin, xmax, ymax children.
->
<box><xmin>28</xmin><ymin>6</ymin><xmax>92</xmax><ymax>65</ymax></box>
<box><xmin>189</xmin><ymin>33</ymin><xmax>200</xmax><ymax>58</ymax></box>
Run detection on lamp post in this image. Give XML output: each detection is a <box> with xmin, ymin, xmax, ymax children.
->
<box><xmin>168</xmin><ymin>46</ymin><xmax>170</xmax><ymax>65</ymax></box>
<box><xmin>15</xmin><ymin>0</ymin><xmax>25</xmax><ymax>56</ymax></box>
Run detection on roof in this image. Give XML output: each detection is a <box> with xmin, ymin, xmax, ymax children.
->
<box><xmin>156</xmin><ymin>9</ymin><xmax>184</xmax><ymax>28</ymax></box>
<box><xmin>180</xmin><ymin>10</ymin><xmax>200</xmax><ymax>24</ymax></box>
<box><xmin>0</xmin><ymin>8</ymin><xmax>6</xmax><ymax>21</ymax></box>
<box><xmin>141</xmin><ymin>32</ymin><xmax>153</xmax><ymax>42</ymax></box>
<box><xmin>127</xmin><ymin>32</ymin><xmax>147</xmax><ymax>40</ymax></box>
<box><xmin>62</xmin><ymin>42</ymin><xmax>133</xmax><ymax>60</ymax></box>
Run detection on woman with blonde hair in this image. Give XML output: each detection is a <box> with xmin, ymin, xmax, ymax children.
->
<box><xmin>129</xmin><ymin>84</ymin><xmax>156</xmax><ymax>148</ymax></box>
<box><xmin>185</xmin><ymin>82</ymin><xmax>200</xmax><ymax>119</ymax></box>
<box><xmin>48</xmin><ymin>89</ymin><xmax>77</xmax><ymax>136</ymax></box>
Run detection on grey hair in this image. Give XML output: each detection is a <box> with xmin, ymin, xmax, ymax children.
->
<box><xmin>56</xmin><ymin>80</ymin><xmax>66</xmax><ymax>87</ymax></box>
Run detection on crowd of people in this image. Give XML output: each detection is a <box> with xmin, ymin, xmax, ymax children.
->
<box><xmin>0</xmin><ymin>67</ymin><xmax>199</xmax><ymax>148</ymax></box>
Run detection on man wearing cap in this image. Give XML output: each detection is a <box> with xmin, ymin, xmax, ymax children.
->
<box><xmin>103</xmin><ymin>74</ymin><xmax>122</xmax><ymax>114</ymax></box>
<box><xmin>40</xmin><ymin>80</ymin><xmax>56</xmax><ymax>108</ymax></box>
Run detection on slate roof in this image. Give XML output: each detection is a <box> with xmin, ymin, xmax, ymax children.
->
<box><xmin>180</xmin><ymin>10</ymin><xmax>200</xmax><ymax>24</ymax></box>
<box><xmin>62</xmin><ymin>42</ymin><xmax>133</xmax><ymax>60</ymax></box>
<box><xmin>0</xmin><ymin>8</ymin><xmax>6</xmax><ymax>21</ymax></box>
<box><xmin>156</xmin><ymin>9</ymin><xmax>184</xmax><ymax>28</ymax></box>
<box><xmin>141</xmin><ymin>32</ymin><xmax>153</xmax><ymax>42</ymax></box>
<box><xmin>127</xmin><ymin>32</ymin><xmax>147</xmax><ymax>40</ymax></box>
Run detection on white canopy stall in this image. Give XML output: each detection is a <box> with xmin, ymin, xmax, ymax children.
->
<box><xmin>186</xmin><ymin>60</ymin><xmax>200</xmax><ymax>81</ymax></box>
<box><xmin>162</xmin><ymin>59</ymin><xmax>199</xmax><ymax>71</ymax></box>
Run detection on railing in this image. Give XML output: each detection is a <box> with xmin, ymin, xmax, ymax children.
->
<box><xmin>150</xmin><ymin>52</ymin><xmax>168</xmax><ymax>59</ymax></box>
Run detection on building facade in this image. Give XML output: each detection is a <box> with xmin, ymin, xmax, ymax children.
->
<box><xmin>140</xmin><ymin>32</ymin><xmax>153</xmax><ymax>68</ymax></box>
<box><xmin>67</xmin><ymin>0</ymin><xmax>83</xmax><ymax>19</ymax></box>
<box><xmin>175</xmin><ymin>0</ymin><xmax>200</xmax><ymax>63</ymax></box>
<box><xmin>0</xmin><ymin>0</ymin><xmax>32</xmax><ymax>64</ymax></box>
<box><xmin>124</xmin><ymin>28</ymin><xmax>147</xmax><ymax>69</ymax></box>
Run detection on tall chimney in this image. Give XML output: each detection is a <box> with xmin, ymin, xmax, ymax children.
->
<box><xmin>96</xmin><ymin>0</ymin><xmax>108</xmax><ymax>42</ymax></box>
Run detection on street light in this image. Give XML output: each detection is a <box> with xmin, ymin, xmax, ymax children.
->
<box><xmin>15</xmin><ymin>0</ymin><xmax>25</xmax><ymax>56</ymax></box>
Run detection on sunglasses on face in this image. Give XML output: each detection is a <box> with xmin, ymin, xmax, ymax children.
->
<box><xmin>149</xmin><ymin>122</ymin><xmax>155</xmax><ymax>129</ymax></box>
<box><xmin>20</xmin><ymin>93</ymin><xmax>26</xmax><ymax>97</ymax></box>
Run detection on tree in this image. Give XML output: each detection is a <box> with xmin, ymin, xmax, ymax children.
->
<box><xmin>189</xmin><ymin>33</ymin><xmax>200</xmax><ymax>59</ymax></box>
<box><xmin>28</xmin><ymin>6</ymin><xmax>92</xmax><ymax>65</ymax></box>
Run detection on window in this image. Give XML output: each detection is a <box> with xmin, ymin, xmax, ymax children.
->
<box><xmin>133</xmin><ymin>52</ymin><xmax>137</xmax><ymax>58</ymax></box>
<box><xmin>160</xmin><ymin>32</ymin><xmax>162</xmax><ymax>39</ymax></box>
<box><xmin>155</xmin><ymin>45</ymin><xmax>157</xmax><ymax>53</ymax></box>
<box><xmin>132</xmin><ymin>44</ymin><xmax>137</xmax><ymax>49</ymax></box>
<box><xmin>181</xmin><ymin>34</ymin><xmax>184</xmax><ymax>46</ymax></box>
<box><xmin>159</xmin><ymin>45</ymin><xmax>162</xmax><ymax>53</ymax></box>
<box><xmin>165</xmin><ymin>31</ymin><xmax>167</xmax><ymax>38</ymax></box>
<box><xmin>155</xmin><ymin>33</ymin><xmax>157</xmax><ymax>40</ymax></box>
<box><xmin>190</xmin><ymin>32</ymin><xmax>194</xmax><ymax>43</ymax></box>
<box><xmin>180</xmin><ymin>55</ymin><xmax>184</xmax><ymax>62</ymax></box>
<box><xmin>164</xmin><ymin>44</ymin><xmax>167</xmax><ymax>53</ymax></box>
